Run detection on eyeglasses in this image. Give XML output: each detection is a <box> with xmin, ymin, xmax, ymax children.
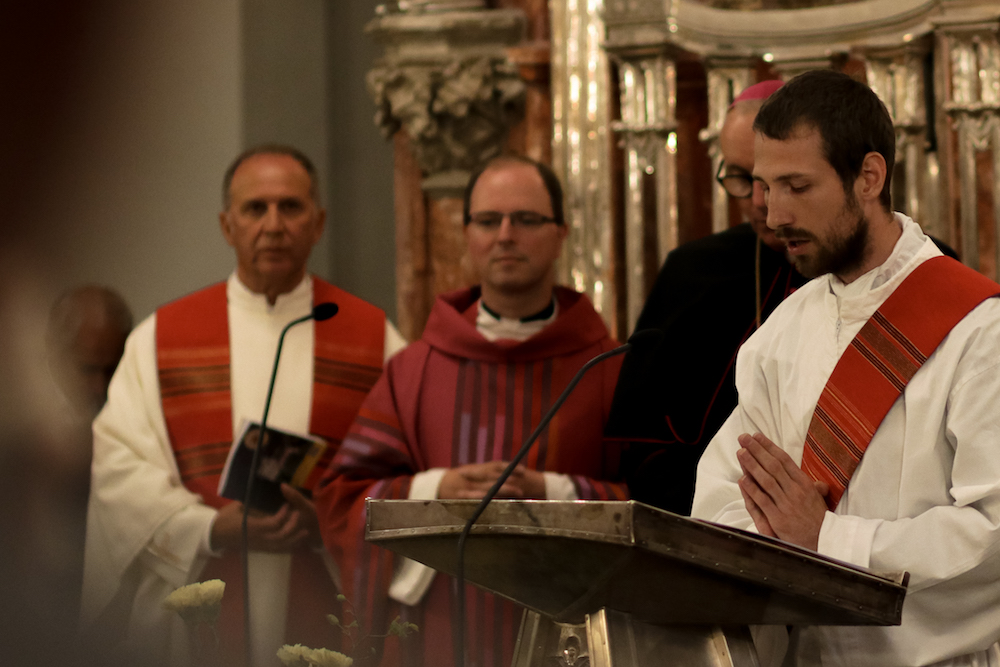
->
<box><xmin>715</xmin><ymin>161</ymin><xmax>754</xmax><ymax>199</ymax></box>
<box><xmin>466</xmin><ymin>210</ymin><xmax>560</xmax><ymax>230</ymax></box>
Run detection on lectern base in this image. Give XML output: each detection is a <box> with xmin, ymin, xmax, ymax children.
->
<box><xmin>512</xmin><ymin>608</ymin><xmax>759</xmax><ymax>667</ymax></box>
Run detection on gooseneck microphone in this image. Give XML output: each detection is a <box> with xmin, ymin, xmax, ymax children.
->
<box><xmin>241</xmin><ymin>301</ymin><xmax>338</xmax><ymax>667</ymax></box>
<box><xmin>452</xmin><ymin>328</ymin><xmax>663</xmax><ymax>667</ymax></box>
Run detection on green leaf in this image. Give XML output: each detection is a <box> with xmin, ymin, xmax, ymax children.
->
<box><xmin>387</xmin><ymin>617</ymin><xmax>418</xmax><ymax>638</ymax></box>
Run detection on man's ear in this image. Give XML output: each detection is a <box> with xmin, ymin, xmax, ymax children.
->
<box><xmin>857</xmin><ymin>151</ymin><xmax>887</xmax><ymax>205</ymax></box>
<box><xmin>312</xmin><ymin>208</ymin><xmax>326</xmax><ymax>243</ymax></box>
<box><xmin>556</xmin><ymin>221</ymin><xmax>569</xmax><ymax>242</ymax></box>
<box><xmin>219</xmin><ymin>211</ymin><xmax>235</xmax><ymax>247</ymax></box>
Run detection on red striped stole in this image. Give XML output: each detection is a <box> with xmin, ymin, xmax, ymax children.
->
<box><xmin>155</xmin><ymin>277</ymin><xmax>386</xmax><ymax>660</ymax></box>
<box><xmin>802</xmin><ymin>256</ymin><xmax>1000</xmax><ymax>510</ymax></box>
<box><xmin>156</xmin><ymin>277</ymin><xmax>386</xmax><ymax>505</ymax></box>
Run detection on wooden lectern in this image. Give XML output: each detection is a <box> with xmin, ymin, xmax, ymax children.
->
<box><xmin>365</xmin><ymin>499</ymin><xmax>907</xmax><ymax>666</ymax></box>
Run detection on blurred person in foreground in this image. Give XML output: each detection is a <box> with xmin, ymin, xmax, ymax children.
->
<box><xmin>45</xmin><ymin>286</ymin><xmax>133</xmax><ymax>612</ymax></box>
<box><xmin>81</xmin><ymin>145</ymin><xmax>405</xmax><ymax>667</ymax></box>
<box><xmin>316</xmin><ymin>155</ymin><xmax>627</xmax><ymax>667</ymax></box>
<box><xmin>0</xmin><ymin>284</ymin><xmax>134</xmax><ymax>660</ymax></box>
<box><xmin>47</xmin><ymin>285</ymin><xmax>133</xmax><ymax>422</ymax></box>
<box><xmin>692</xmin><ymin>69</ymin><xmax>1000</xmax><ymax>665</ymax></box>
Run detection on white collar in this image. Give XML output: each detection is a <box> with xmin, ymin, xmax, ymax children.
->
<box><xmin>475</xmin><ymin>298</ymin><xmax>559</xmax><ymax>342</ymax></box>
<box><xmin>829</xmin><ymin>213</ymin><xmax>928</xmax><ymax>301</ymax></box>
<box><xmin>227</xmin><ymin>272</ymin><xmax>313</xmax><ymax>317</ymax></box>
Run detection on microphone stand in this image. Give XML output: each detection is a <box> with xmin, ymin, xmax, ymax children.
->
<box><xmin>451</xmin><ymin>329</ymin><xmax>660</xmax><ymax>667</ymax></box>
<box><xmin>241</xmin><ymin>303</ymin><xmax>338</xmax><ymax>667</ymax></box>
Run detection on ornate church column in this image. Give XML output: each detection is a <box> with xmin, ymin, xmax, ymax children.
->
<box><xmin>366</xmin><ymin>2</ymin><xmax>527</xmax><ymax>339</ymax></box>
<box><xmin>611</xmin><ymin>56</ymin><xmax>678</xmax><ymax>331</ymax></box>
<box><xmin>699</xmin><ymin>60</ymin><xmax>754</xmax><ymax>233</ymax></box>
<box><xmin>856</xmin><ymin>41</ymin><xmax>943</xmax><ymax>240</ymax></box>
<box><xmin>603</xmin><ymin>0</ymin><xmax>681</xmax><ymax>333</ymax></box>
<box><xmin>934</xmin><ymin>18</ymin><xmax>1000</xmax><ymax>279</ymax></box>
<box><xmin>500</xmin><ymin>0</ymin><xmax>554</xmax><ymax>165</ymax></box>
<box><xmin>550</xmin><ymin>0</ymin><xmax>615</xmax><ymax>331</ymax></box>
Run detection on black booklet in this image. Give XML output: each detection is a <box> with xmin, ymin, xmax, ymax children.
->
<box><xmin>217</xmin><ymin>420</ymin><xmax>327</xmax><ymax>513</ymax></box>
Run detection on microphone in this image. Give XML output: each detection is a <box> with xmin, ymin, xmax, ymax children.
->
<box><xmin>312</xmin><ymin>302</ymin><xmax>339</xmax><ymax>322</ymax></box>
<box><xmin>452</xmin><ymin>328</ymin><xmax>663</xmax><ymax>667</ymax></box>
<box><xmin>241</xmin><ymin>301</ymin><xmax>338</xmax><ymax>667</ymax></box>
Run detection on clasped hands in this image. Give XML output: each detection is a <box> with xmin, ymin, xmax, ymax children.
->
<box><xmin>438</xmin><ymin>461</ymin><xmax>546</xmax><ymax>500</ymax></box>
<box><xmin>210</xmin><ymin>483</ymin><xmax>320</xmax><ymax>553</ymax></box>
<box><xmin>736</xmin><ymin>432</ymin><xmax>830</xmax><ymax>551</ymax></box>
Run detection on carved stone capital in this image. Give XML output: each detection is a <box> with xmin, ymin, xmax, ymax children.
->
<box><xmin>858</xmin><ymin>39</ymin><xmax>930</xmax><ymax>128</ymax></box>
<box><xmin>366</xmin><ymin>9</ymin><xmax>527</xmax><ymax>189</ymax></box>
<box><xmin>612</xmin><ymin>57</ymin><xmax>678</xmax><ymax>170</ymax></box>
<box><xmin>936</xmin><ymin>21</ymin><xmax>1000</xmax><ymax>113</ymax></box>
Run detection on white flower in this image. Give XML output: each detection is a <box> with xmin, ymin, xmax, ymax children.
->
<box><xmin>277</xmin><ymin>644</ymin><xmax>353</xmax><ymax>667</ymax></box>
<box><xmin>306</xmin><ymin>647</ymin><xmax>353</xmax><ymax>667</ymax></box>
<box><xmin>276</xmin><ymin>644</ymin><xmax>312</xmax><ymax>667</ymax></box>
<box><xmin>163</xmin><ymin>579</ymin><xmax>226</xmax><ymax>626</ymax></box>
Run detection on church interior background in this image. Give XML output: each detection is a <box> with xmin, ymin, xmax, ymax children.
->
<box><xmin>373</xmin><ymin>0</ymin><xmax>1000</xmax><ymax>341</ymax></box>
<box><xmin>0</xmin><ymin>0</ymin><xmax>998</xmax><ymax>662</ymax></box>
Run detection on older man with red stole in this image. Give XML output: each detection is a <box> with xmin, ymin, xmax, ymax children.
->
<box><xmin>316</xmin><ymin>155</ymin><xmax>628</xmax><ymax>667</ymax></box>
<box><xmin>692</xmin><ymin>71</ymin><xmax>1000</xmax><ymax>665</ymax></box>
<box><xmin>82</xmin><ymin>145</ymin><xmax>405</xmax><ymax>666</ymax></box>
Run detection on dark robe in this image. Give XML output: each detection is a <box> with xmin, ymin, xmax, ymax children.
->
<box><xmin>606</xmin><ymin>223</ymin><xmax>805</xmax><ymax>514</ymax></box>
<box><xmin>606</xmin><ymin>222</ymin><xmax>960</xmax><ymax>515</ymax></box>
<box><xmin>316</xmin><ymin>286</ymin><xmax>627</xmax><ymax>667</ymax></box>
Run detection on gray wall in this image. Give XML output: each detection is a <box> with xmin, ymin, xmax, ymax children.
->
<box><xmin>241</xmin><ymin>0</ymin><xmax>398</xmax><ymax>320</ymax></box>
<box><xmin>30</xmin><ymin>0</ymin><xmax>396</xmax><ymax>323</ymax></box>
<box><xmin>33</xmin><ymin>2</ymin><xmax>245</xmax><ymax>321</ymax></box>
<box><xmin>0</xmin><ymin>1</ymin><xmax>397</xmax><ymax>434</ymax></box>
<box><xmin>243</xmin><ymin>0</ymin><xmax>333</xmax><ymax>284</ymax></box>
<box><xmin>325</xmin><ymin>1</ymin><xmax>397</xmax><ymax>318</ymax></box>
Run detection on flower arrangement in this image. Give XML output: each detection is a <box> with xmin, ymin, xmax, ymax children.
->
<box><xmin>276</xmin><ymin>644</ymin><xmax>353</xmax><ymax>667</ymax></box>
<box><xmin>280</xmin><ymin>594</ymin><xmax>418</xmax><ymax>667</ymax></box>
<box><xmin>163</xmin><ymin>579</ymin><xmax>227</xmax><ymax>664</ymax></box>
<box><xmin>163</xmin><ymin>579</ymin><xmax>226</xmax><ymax>626</ymax></box>
<box><xmin>163</xmin><ymin>583</ymin><xmax>417</xmax><ymax>667</ymax></box>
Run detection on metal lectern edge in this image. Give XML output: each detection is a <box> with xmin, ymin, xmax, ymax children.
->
<box><xmin>363</xmin><ymin>499</ymin><xmax>907</xmax><ymax>627</ymax></box>
<box><xmin>629</xmin><ymin>503</ymin><xmax>907</xmax><ymax>625</ymax></box>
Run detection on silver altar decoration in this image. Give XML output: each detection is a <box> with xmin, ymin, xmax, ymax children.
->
<box><xmin>367</xmin><ymin>0</ymin><xmax>1000</xmax><ymax>340</ymax></box>
<box><xmin>612</xmin><ymin>57</ymin><xmax>678</xmax><ymax>330</ymax></box>
<box><xmin>602</xmin><ymin>0</ymin><xmax>683</xmax><ymax>332</ymax></box>
<box><xmin>366</xmin><ymin>8</ymin><xmax>526</xmax><ymax>194</ymax></box>
<box><xmin>550</xmin><ymin>0</ymin><xmax>614</xmax><ymax>329</ymax></box>
<box><xmin>570</xmin><ymin>0</ymin><xmax>1000</xmax><ymax>320</ymax></box>
<box><xmin>860</xmin><ymin>42</ymin><xmax>944</xmax><ymax>240</ymax></box>
<box><xmin>700</xmin><ymin>62</ymin><xmax>753</xmax><ymax>233</ymax></box>
<box><xmin>936</xmin><ymin>20</ymin><xmax>1000</xmax><ymax>278</ymax></box>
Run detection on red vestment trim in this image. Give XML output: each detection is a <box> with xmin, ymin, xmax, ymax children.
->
<box><xmin>155</xmin><ymin>277</ymin><xmax>385</xmax><ymax>664</ymax></box>
<box><xmin>802</xmin><ymin>257</ymin><xmax>1000</xmax><ymax>510</ymax></box>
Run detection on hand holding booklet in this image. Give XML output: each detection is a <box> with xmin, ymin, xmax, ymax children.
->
<box><xmin>217</xmin><ymin>419</ymin><xmax>327</xmax><ymax>513</ymax></box>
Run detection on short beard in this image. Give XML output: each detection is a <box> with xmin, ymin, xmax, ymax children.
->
<box><xmin>783</xmin><ymin>191</ymin><xmax>870</xmax><ymax>279</ymax></box>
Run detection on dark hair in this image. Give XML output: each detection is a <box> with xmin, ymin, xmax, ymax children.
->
<box><xmin>462</xmin><ymin>155</ymin><xmax>565</xmax><ymax>225</ymax></box>
<box><xmin>753</xmin><ymin>69</ymin><xmax>895</xmax><ymax>212</ymax></box>
<box><xmin>222</xmin><ymin>144</ymin><xmax>319</xmax><ymax>207</ymax></box>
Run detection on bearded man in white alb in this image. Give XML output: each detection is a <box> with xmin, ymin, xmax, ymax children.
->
<box><xmin>692</xmin><ymin>70</ymin><xmax>1000</xmax><ymax>666</ymax></box>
